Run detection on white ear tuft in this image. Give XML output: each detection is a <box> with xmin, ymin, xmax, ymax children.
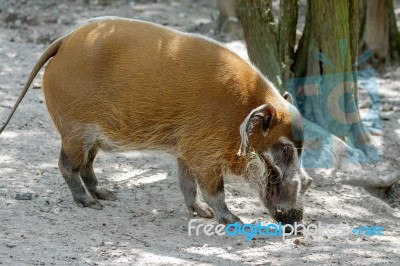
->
<box><xmin>283</xmin><ymin>91</ymin><xmax>294</xmax><ymax>104</ymax></box>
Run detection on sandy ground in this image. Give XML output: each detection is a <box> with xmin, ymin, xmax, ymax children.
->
<box><xmin>0</xmin><ymin>1</ymin><xmax>399</xmax><ymax>265</ymax></box>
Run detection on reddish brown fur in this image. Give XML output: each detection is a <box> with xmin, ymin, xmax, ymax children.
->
<box><xmin>0</xmin><ymin>18</ymin><xmax>308</xmax><ymax>223</ymax></box>
<box><xmin>41</xmin><ymin>19</ymin><xmax>294</xmax><ymax>192</ymax></box>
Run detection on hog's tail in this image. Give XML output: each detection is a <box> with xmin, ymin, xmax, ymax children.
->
<box><xmin>0</xmin><ymin>37</ymin><xmax>63</xmax><ymax>135</ymax></box>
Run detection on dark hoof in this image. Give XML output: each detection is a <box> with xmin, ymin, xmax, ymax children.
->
<box><xmin>90</xmin><ymin>187</ymin><xmax>117</xmax><ymax>201</ymax></box>
<box><xmin>76</xmin><ymin>197</ymin><xmax>104</xmax><ymax>210</ymax></box>
<box><xmin>217</xmin><ymin>213</ymin><xmax>242</xmax><ymax>225</ymax></box>
<box><xmin>189</xmin><ymin>202</ymin><xmax>214</xmax><ymax>218</ymax></box>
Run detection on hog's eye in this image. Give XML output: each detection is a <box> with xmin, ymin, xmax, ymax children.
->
<box><xmin>268</xmin><ymin>165</ymin><xmax>282</xmax><ymax>184</ymax></box>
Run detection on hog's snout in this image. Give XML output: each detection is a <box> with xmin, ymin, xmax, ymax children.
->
<box><xmin>273</xmin><ymin>207</ymin><xmax>303</xmax><ymax>226</ymax></box>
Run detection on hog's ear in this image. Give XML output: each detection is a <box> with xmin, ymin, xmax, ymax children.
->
<box><xmin>237</xmin><ymin>104</ymin><xmax>275</xmax><ymax>156</ymax></box>
<box><xmin>283</xmin><ymin>91</ymin><xmax>294</xmax><ymax>104</ymax></box>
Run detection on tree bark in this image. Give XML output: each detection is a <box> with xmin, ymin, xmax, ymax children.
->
<box><xmin>360</xmin><ymin>0</ymin><xmax>400</xmax><ymax>68</ymax></box>
<box><xmin>217</xmin><ymin>0</ymin><xmax>240</xmax><ymax>33</ymax></box>
<box><xmin>387</xmin><ymin>0</ymin><xmax>400</xmax><ymax>64</ymax></box>
<box><xmin>293</xmin><ymin>0</ymin><xmax>370</xmax><ymax>151</ymax></box>
<box><xmin>217</xmin><ymin>0</ymin><xmax>237</xmax><ymax>20</ymax></box>
<box><xmin>237</xmin><ymin>0</ymin><xmax>283</xmax><ymax>91</ymax></box>
<box><xmin>278</xmin><ymin>0</ymin><xmax>298</xmax><ymax>87</ymax></box>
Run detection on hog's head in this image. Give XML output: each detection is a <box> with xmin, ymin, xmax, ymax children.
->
<box><xmin>238</xmin><ymin>92</ymin><xmax>312</xmax><ymax>225</ymax></box>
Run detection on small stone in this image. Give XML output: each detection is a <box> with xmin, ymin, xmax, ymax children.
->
<box><xmin>381</xmin><ymin>103</ymin><xmax>394</xmax><ymax>112</ymax></box>
<box><xmin>15</xmin><ymin>192</ymin><xmax>33</xmax><ymax>200</ymax></box>
<box><xmin>359</xmin><ymin>99</ymin><xmax>371</xmax><ymax>109</ymax></box>
<box><xmin>380</xmin><ymin>113</ymin><xmax>390</xmax><ymax>120</ymax></box>
<box><xmin>33</xmin><ymin>82</ymin><xmax>41</xmax><ymax>89</ymax></box>
<box><xmin>383</xmin><ymin>73</ymin><xmax>392</xmax><ymax>79</ymax></box>
<box><xmin>369</xmin><ymin>127</ymin><xmax>383</xmax><ymax>136</ymax></box>
<box><xmin>5</xmin><ymin>243</ymin><xmax>16</xmax><ymax>248</ymax></box>
<box><xmin>293</xmin><ymin>238</ymin><xmax>309</xmax><ymax>246</ymax></box>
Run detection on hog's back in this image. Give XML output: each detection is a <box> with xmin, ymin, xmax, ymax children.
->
<box><xmin>43</xmin><ymin>19</ymin><xmax>268</xmax><ymax>161</ymax></box>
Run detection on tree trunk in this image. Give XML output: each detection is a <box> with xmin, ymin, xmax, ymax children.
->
<box><xmin>217</xmin><ymin>0</ymin><xmax>237</xmax><ymax>27</ymax></box>
<box><xmin>387</xmin><ymin>0</ymin><xmax>400</xmax><ymax>64</ymax></box>
<box><xmin>292</xmin><ymin>0</ymin><xmax>371</xmax><ymax>152</ymax></box>
<box><xmin>278</xmin><ymin>0</ymin><xmax>298</xmax><ymax>87</ymax></box>
<box><xmin>360</xmin><ymin>0</ymin><xmax>400</xmax><ymax>68</ymax></box>
<box><xmin>217</xmin><ymin>0</ymin><xmax>243</xmax><ymax>38</ymax></box>
<box><xmin>237</xmin><ymin>0</ymin><xmax>283</xmax><ymax>91</ymax></box>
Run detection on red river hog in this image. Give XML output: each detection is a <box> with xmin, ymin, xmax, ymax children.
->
<box><xmin>0</xmin><ymin>17</ymin><xmax>312</xmax><ymax>225</ymax></box>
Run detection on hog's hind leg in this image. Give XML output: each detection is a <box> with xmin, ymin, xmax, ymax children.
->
<box><xmin>177</xmin><ymin>158</ymin><xmax>214</xmax><ymax>218</ymax></box>
<box><xmin>79</xmin><ymin>146</ymin><xmax>117</xmax><ymax>201</ymax></box>
<box><xmin>58</xmin><ymin>143</ymin><xmax>103</xmax><ymax>210</ymax></box>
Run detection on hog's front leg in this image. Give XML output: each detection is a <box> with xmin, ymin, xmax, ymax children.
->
<box><xmin>177</xmin><ymin>159</ymin><xmax>214</xmax><ymax>218</ymax></box>
<box><xmin>197</xmin><ymin>176</ymin><xmax>241</xmax><ymax>224</ymax></box>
